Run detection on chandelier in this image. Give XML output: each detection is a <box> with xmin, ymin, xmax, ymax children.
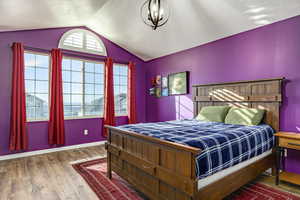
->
<box><xmin>140</xmin><ymin>0</ymin><xmax>170</xmax><ymax>30</ymax></box>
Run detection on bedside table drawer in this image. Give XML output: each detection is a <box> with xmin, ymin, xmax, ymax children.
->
<box><xmin>275</xmin><ymin>132</ymin><xmax>300</xmax><ymax>186</ymax></box>
<box><xmin>279</xmin><ymin>138</ymin><xmax>300</xmax><ymax>150</ymax></box>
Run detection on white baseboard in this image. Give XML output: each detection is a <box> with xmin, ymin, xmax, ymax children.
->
<box><xmin>0</xmin><ymin>141</ymin><xmax>107</xmax><ymax>161</ymax></box>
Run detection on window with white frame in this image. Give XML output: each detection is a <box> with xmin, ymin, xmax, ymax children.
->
<box><xmin>113</xmin><ymin>64</ymin><xmax>128</xmax><ymax>116</ymax></box>
<box><xmin>62</xmin><ymin>57</ymin><xmax>104</xmax><ymax>118</ymax></box>
<box><xmin>58</xmin><ymin>29</ymin><xmax>107</xmax><ymax>56</ymax></box>
<box><xmin>24</xmin><ymin>52</ymin><xmax>50</xmax><ymax>121</ymax></box>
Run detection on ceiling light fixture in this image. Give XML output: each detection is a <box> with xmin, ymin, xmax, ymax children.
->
<box><xmin>140</xmin><ymin>0</ymin><xmax>170</xmax><ymax>30</ymax></box>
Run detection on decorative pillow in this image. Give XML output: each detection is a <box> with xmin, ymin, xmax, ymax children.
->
<box><xmin>225</xmin><ymin>107</ymin><xmax>265</xmax><ymax>126</ymax></box>
<box><xmin>196</xmin><ymin>106</ymin><xmax>230</xmax><ymax>122</ymax></box>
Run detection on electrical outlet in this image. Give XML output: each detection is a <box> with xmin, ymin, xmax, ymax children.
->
<box><xmin>84</xmin><ymin>129</ymin><xmax>89</xmax><ymax>135</ymax></box>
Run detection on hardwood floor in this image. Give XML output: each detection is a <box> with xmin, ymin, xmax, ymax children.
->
<box><xmin>0</xmin><ymin>145</ymin><xmax>299</xmax><ymax>200</ymax></box>
<box><xmin>256</xmin><ymin>174</ymin><xmax>300</xmax><ymax>196</ymax></box>
<box><xmin>0</xmin><ymin>146</ymin><xmax>106</xmax><ymax>200</ymax></box>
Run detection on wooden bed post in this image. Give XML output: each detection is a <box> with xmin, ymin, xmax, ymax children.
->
<box><xmin>106</xmin><ymin>129</ymin><xmax>112</xmax><ymax>179</ymax></box>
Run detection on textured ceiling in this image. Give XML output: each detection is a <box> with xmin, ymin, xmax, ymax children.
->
<box><xmin>1</xmin><ymin>0</ymin><xmax>300</xmax><ymax>61</ymax></box>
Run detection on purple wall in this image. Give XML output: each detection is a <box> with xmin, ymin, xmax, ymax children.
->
<box><xmin>0</xmin><ymin>26</ymin><xmax>146</xmax><ymax>156</ymax></box>
<box><xmin>1</xmin><ymin>17</ymin><xmax>299</xmax><ymax>174</ymax></box>
<box><xmin>145</xmin><ymin>16</ymin><xmax>300</xmax><ymax>174</ymax></box>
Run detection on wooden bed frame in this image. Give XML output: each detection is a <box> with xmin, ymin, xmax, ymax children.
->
<box><xmin>105</xmin><ymin>77</ymin><xmax>284</xmax><ymax>200</ymax></box>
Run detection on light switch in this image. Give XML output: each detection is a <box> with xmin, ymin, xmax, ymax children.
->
<box><xmin>284</xmin><ymin>149</ymin><xmax>288</xmax><ymax>157</ymax></box>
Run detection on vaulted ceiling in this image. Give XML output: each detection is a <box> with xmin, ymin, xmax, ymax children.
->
<box><xmin>1</xmin><ymin>0</ymin><xmax>300</xmax><ymax>61</ymax></box>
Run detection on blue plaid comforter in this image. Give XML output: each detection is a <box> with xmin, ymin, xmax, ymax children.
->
<box><xmin>117</xmin><ymin>120</ymin><xmax>275</xmax><ymax>179</ymax></box>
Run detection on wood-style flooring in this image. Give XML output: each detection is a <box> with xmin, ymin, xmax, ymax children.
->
<box><xmin>0</xmin><ymin>146</ymin><xmax>106</xmax><ymax>200</ymax></box>
<box><xmin>0</xmin><ymin>145</ymin><xmax>299</xmax><ymax>200</ymax></box>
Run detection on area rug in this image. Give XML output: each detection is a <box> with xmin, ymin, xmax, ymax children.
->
<box><xmin>73</xmin><ymin>158</ymin><xmax>300</xmax><ymax>200</ymax></box>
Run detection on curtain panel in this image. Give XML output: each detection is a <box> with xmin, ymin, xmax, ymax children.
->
<box><xmin>9</xmin><ymin>42</ymin><xmax>28</xmax><ymax>151</ymax></box>
<box><xmin>48</xmin><ymin>49</ymin><xmax>65</xmax><ymax>145</ymax></box>
<box><xmin>103</xmin><ymin>58</ymin><xmax>115</xmax><ymax>137</ymax></box>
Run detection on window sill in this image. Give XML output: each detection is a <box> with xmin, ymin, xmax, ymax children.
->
<box><xmin>27</xmin><ymin>119</ymin><xmax>48</xmax><ymax>123</ymax></box>
<box><xmin>64</xmin><ymin>115</ymin><xmax>128</xmax><ymax>120</ymax></box>
<box><xmin>27</xmin><ymin>115</ymin><xmax>128</xmax><ymax>122</ymax></box>
<box><xmin>64</xmin><ymin>116</ymin><xmax>103</xmax><ymax>120</ymax></box>
<box><xmin>115</xmin><ymin>114</ymin><xmax>128</xmax><ymax>117</ymax></box>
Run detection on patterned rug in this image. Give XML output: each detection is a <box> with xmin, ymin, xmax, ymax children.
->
<box><xmin>72</xmin><ymin>158</ymin><xmax>300</xmax><ymax>200</ymax></box>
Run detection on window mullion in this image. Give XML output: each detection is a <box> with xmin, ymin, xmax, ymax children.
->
<box><xmin>118</xmin><ymin>76</ymin><xmax>121</xmax><ymax>115</ymax></box>
<box><xmin>82</xmin><ymin>61</ymin><xmax>85</xmax><ymax>116</ymax></box>
<box><xmin>93</xmin><ymin>63</ymin><xmax>96</xmax><ymax>117</ymax></box>
<box><xmin>34</xmin><ymin>55</ymin><xmax>37</xmax><ymax>120</ymax></box>
<box><xmin>70</xmin><ymin>60</ymin><xmax>73</xmax><ymax>116</ymax></box>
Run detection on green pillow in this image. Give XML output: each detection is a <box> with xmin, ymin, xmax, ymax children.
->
<box><xmin>225</xmin><ymin>107</ymin><xmax>265</xmax><ymax>126</ymax></box>
<box><xmin>196</xmin><ymin>106</ymin><xmax>230</xmax><ymax>122</ymax></box>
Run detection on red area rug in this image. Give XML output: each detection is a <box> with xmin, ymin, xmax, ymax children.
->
<box><xmin>73</xmin><ymin>158</ymin><xmax>300</xmax><ymax>200</ymax></box>
<box><xmin>225</xmin><ymin>183</ymin><xmax>300</xmax><ymax>200</ymax></box>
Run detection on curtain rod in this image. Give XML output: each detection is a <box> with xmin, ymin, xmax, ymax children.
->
<box><xmin>9</xmin><ymin>44</ymin><xmax>131</xmax><ymax>65</ymax></box>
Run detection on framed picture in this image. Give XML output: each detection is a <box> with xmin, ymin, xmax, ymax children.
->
<box><xmin>162</xmin><ymin>88</ymin><xmax>168</xmax><ymax>96</ymax></box>
<box><xmin>162</xmin><ymin>77</ymin><xmax>168</xmax><ymax>88</ymax></box>
<box><xmin>151</xmin><ymin>78</ymin><xmax>156</xmax><ymax>87</ymax></box>
<box><xmin>149</xmin><ymin>87</ymin><xmax>156</xmax><ymax>96</ymax></box>
<box><xmin>168</xmin><ymin>71</ymin><xmax>189</xmax><ymax>95</ymax></box>
<box><xmin>156</xmin><ymin>75</ymin><xmax>162</xmax><ymax>85</ymax></box>
<box><xmin>155</xmin><ymin>87</ymin><xmax>161</xmax><ymax>98</ymax></box>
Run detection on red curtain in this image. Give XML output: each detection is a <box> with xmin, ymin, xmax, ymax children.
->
<box><xmin>9</xmin><ymin>42</ymin><xmax>28</xmax><ymax>151</ymax></box>
<box><xmin>48</xmin><ymin>49</ymin><xmax>65</xmax><ymax>145</ymax></box>
<box><xmin>103</xmin><ymin>58</ymin><xmax>115</xmax><ymax>137</ymax></box>
<box><xmin>128</xmin><ymin>61</ymin><xmax>137</xmax><ymax>124</ymax></box>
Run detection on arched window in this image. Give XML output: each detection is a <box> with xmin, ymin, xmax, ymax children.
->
<box><xmin>58</xmin><ymin>29</ymin><xmax>107</xmax><ymax>56</ymax></box>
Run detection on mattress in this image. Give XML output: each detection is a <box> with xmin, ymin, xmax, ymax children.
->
<box><xmin>197</xmin><ymin>149</ymin><xmax>272</xmax><ymax>190</ymax></box>
<box><xmin>118</xmin><ymin>119</ymin><xmax>275</xmax><ymax>179</ymax></box>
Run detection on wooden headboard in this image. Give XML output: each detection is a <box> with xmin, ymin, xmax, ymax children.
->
<box><xmin>192</xmin><ymin>78</ymin><xmax>284</xmax><ymax>132</ymax></box>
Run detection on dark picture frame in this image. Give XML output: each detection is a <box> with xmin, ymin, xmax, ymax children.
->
<box><xmin>168</xmin><ymin>71</ymin><xmax>189</xmax><ymax>95</ymax></box>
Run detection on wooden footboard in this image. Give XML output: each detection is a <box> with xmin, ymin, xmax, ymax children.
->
<box><xmin>105</xmin><ymin>125</ymin><xmax>276</xmax><ymax>200</ymax></box>
<box><xmin>105</xmin><ymin>125</ymin><xmax>201</xmax><ymax>200</ymax></box>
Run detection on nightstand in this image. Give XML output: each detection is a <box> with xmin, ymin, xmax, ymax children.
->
<box><xmin>274</xmin><ymin>132</ymin><xmax>300</xmax><ymax>186</ymax></box>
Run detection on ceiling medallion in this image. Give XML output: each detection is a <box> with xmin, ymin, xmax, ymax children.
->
<box><xmin>140</xmin><ymin>0</ymin><xmax>170</xmax><ymax>30</ymax></box>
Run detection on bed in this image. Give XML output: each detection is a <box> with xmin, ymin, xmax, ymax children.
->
<box><xmin>105</xmin><ymin>78</ymin><xmax>284</xmax><ymax>200</ymax></box>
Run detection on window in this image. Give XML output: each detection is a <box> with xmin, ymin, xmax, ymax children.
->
<box><xmin>62</xmin><ymin>57</ymin><xmax>104</xmax><ymax>118</ymax></box>
<box><xmin>58</xmin><ymin>29</ymin><xmax>107</xmax><ymax>56</ymax></box>
<box><xmin>113</xmin><ymin>64</ymin><xmax>128</xmax><ymax>116</ymax></box>
<box><xmin>24</xmin><ymin>52</ymin><xmax>50</xmax><ymax>121</ymax></box>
